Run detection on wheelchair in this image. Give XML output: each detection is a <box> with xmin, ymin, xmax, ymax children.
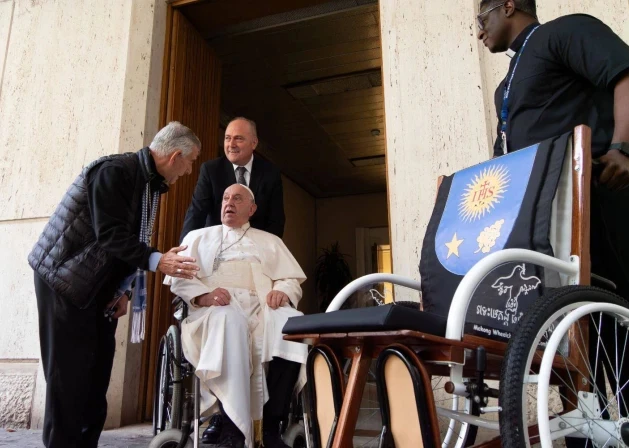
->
<box><xmin>283</xmin><ymin>126</ymin><xmax>629</xmax><ymax>447</ymax></box>
<box><xmin>149</xmin><ymin>297</ymin><xmax>309</xmax><ymax>448</ymax></box>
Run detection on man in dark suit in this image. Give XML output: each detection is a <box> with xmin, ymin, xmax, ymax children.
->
<box><xmin>180</xmin><ymin>117</ymin><xmax>285</xmax><ymax>242</ymax></box>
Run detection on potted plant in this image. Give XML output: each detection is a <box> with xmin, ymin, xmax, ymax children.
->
<box><xmin>314</xmin><ymin>242</ymin><xmax>353</xmax><ymax>312</ymax></box>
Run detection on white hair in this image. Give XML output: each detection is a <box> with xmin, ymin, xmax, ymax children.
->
<box><xmin>149</xmin><ymin>121</ymin><xmax>201</xmax><ymax>156</ymax></box>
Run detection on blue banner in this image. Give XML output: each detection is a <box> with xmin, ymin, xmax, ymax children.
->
<box><xmin>435</xmin><ymin>144</ymin><xmax>538</xmax><ymax>275</ymax></box>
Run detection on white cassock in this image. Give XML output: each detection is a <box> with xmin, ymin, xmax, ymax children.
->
<box><xmin>165</xmin><ymin>223</ymin><xmax>308</xmax><ymax>448</ymax></box>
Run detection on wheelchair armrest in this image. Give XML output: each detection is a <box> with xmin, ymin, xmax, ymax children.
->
<box><xmin>325</xmin><ymin>273</ymin><xmax>422</xmax><ymax>312</ymax></box>
<box><xmin>172</xmin><ymin>296</ymin><xmax>189</xmax><ymax>321</ymax></box>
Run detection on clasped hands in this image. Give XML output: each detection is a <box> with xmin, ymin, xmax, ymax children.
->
<box><xmin>194</xmin><ymin>287</ymin><xmax>289</xmax><ymax>309</ymax></box>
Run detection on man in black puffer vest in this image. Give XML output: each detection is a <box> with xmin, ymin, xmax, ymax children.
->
<box><xmin>28</xmin><ymin>121</ymin><xmax>201</xmax><ymax>448</ymax></box>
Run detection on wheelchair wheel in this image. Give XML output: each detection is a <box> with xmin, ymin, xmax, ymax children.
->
<box><xmin>148</xmin><ymin>429</ymin><xmax>193</xmax><ymax>448</ymax></box>
<box><xmin>283</xmin><ymin>422</ymin><xmax>307</xmax><ymax>448</ymax></box>
<box><xmin>153</xmin><ymin>325</ymin><xmax>183</xmax><ymax>435</ymax></box>
<box><xmin>500</xmin><ymin>286</ymin><xmax>629</xmax><ymax>447</ymax></box>
<box><xmin>152</xmin><ymin>336</ymin><xmax>167</xmax><ymax>435</ymax></box>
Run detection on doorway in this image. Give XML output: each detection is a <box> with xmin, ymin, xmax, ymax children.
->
<box><xmin>139</xmin><ymin>0</ymin><xmax>390</xmax><ymax>426</ymax></box>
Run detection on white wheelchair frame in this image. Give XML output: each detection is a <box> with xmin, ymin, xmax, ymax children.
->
<box><xmin>292</xmin><ymin>126</ymin><xmax>598</xmax><ymax>448</ymax></box>
<box><xmin>324</xmin><ymin>249</ymin><xmax>580</xmax><ymax>446</ymax></box>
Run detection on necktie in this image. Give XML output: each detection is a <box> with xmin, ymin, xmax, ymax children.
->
<box><xmin>236</xmin><ymin>166</ymin><xmax>247</xmax><ymax>186</ymax></box>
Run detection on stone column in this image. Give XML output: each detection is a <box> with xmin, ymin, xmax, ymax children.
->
<box><xmin>379</xmin><ymin>0</ymin><xmax>491</xmax><ymax>300</ymax></box>
<box><xmin>0</xmin><ymin>0</ymin><xmax>166</xmax><ymax>429</ymax></box>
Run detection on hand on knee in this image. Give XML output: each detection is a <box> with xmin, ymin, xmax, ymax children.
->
<box><xmin>266</xmin><ymin>291</ymin><xmax>289</xmax><ymax>309</ymax></box>
<box><xmin>196</xmin><ymin>288</ymin><xmax>231</xmax><ymax>306</ymax></box>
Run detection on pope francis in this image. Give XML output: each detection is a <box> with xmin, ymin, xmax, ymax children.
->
<box><xmin>166</xmin><ymin>183</ymin><xmax>307</xmax><ymax>448</ymax></box>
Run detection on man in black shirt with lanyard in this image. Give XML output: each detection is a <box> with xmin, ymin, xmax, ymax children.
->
<box><xmin>477</xmin><ymin>0</ymin><xmax>629</xmax><ymax>434</ymax></box>
<box><xmin>478</xmin><ymin>0</ymin><xmax>629</xmax><ymax>161</ymax></box>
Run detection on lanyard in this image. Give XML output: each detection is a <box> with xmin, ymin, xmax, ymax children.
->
<box><xmin>500</xmin><ymin>25</ymin><xmax>540</xmax><ymax>152</ymax></box>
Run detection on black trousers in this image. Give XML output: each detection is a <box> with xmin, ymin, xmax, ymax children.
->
<box><xmin>263</xmin><ymin>357</ymin><xmax>302</xmax><ymax>433</ymax></box>
<box><xmin>590</xmin><ymin>185</ymin><xmax>629</xmax><ymax>416</ymax></box>
<box><xmin>35</xmin><ymin>273</ymin><xmax>118</xmax><ymax>448</ymax></box>
<box><xmin>565</xmin><ymin>186</ymin><xmax>629</xmax><ymax>446</ymax></box>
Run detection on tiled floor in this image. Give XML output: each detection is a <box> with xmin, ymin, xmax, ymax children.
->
<box><xmin>0</xmin><ymin>424</ymin><xmax>154</xmax><ymax>447</ymax></box>
<box><xmin>0</xmin><ymin>374</ymin><xmax>414</xmax><ymax>448</ymax></box>
<box><xmin>0</xmin><ymin>425</ymin><xmax>382</xmax><ymax>447</ymax></box>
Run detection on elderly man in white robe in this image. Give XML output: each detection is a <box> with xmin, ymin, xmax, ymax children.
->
<box><xmin>167</xmin><ymin>183</ymin><xmax>307</xmax><ymax>448</ymax></box>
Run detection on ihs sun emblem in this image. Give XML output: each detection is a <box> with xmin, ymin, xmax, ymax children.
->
<box><xmin>459</xmin><ymin>165</ymin><xmax>510</xmax><ymax>222</ymax></box>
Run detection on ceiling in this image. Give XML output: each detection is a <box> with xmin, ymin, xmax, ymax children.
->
<box><xmin>180</xmin><ymin>0</ymin><xmax>386</xmax><ymax>198</ymax></box>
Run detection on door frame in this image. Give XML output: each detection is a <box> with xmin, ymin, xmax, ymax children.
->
<box><xmin>138</xmin><ymin>0</ymin><xmax>393</xmax><ymax>421</ymax></box>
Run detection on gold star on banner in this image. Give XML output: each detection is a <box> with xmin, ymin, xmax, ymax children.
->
<box><xmin>445</xmin><ymin>233</ymin><xmax>464</xmax><ymax>259</ymax></box>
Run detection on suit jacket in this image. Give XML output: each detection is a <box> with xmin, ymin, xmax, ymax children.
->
<box><xmin>180</xmin><ymin>155</ymin><xmax>285</xmax><ymax>241</ymax></box>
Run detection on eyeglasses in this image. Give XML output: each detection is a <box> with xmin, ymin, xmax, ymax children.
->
<box><xmin>477</xmin><ymin>2</ymin><xmax>505</xmax><ymax>30</ymax></box>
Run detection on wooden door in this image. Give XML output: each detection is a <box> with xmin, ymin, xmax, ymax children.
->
<box><xmin>138</xmin><ymin>8</ymin><xmax>222</xmax><ymax>421</ymax></box>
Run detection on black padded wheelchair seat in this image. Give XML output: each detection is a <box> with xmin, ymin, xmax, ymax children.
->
<box><xmin>282</xmin><ymin>303</ymin><xmax>447</xmax><ymax>337</ymax></box>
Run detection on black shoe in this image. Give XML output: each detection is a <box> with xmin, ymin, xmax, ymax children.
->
<box><xmin>216</xmin><ymin>415</ymin><xmax>245</xmax><ymax>448</ymax></box>
<box><xmin>201</xmin><ymin>413</ymin><xmax>222</xmax><ymax>445</ymax></box>
<box><xmin>263</xmin><ymin>431</ymin><xmax>290</xmax><ymax>448</ymax></box>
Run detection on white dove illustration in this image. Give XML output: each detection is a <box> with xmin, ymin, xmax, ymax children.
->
<box><xmin>491</xmin><ymin>264</ymin><xmax>541</xmax><ymax>325</ymax></box>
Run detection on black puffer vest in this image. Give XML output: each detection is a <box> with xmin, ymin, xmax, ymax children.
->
<box><xmin>28</xmin><ymin>147</ymin><xmax>159</xmax><ymax>308</ymax></box>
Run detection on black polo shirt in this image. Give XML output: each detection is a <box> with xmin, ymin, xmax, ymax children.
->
<box><xmin>493</xmin><ymin>15</ymin><xmax>629</xmax><ymax>158</ymax></box>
